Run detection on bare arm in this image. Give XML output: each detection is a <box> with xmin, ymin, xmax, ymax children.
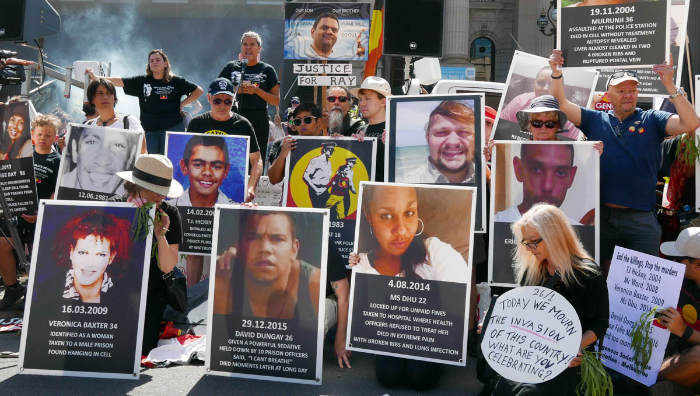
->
<box><xmin>246</xmin><ymin>151</ymin><xmax>263</xmax><ymax>202</ymax></box>
<box><xmin>549</xmin><ymin>50</ymin><xmax>582</xmax><ymax>127</ymax></box>
<box><xmin>155</xmin><ymin>209</ymin><xmax>179</xmax><ymax>273</ymax></box>
<box><xmin>85</xmin><ymin>68</ymin><xmax>124</xmax><ymax>87</ymax></box>
<box><xmin>654</xmin><ymin>55</ymin><xmax>700</xmax><ymax>136</ymax></box>
<box><xmin>569</xmin><ymin>330</ymin><xmax>598</xmax><ymax>367</ymax></box>
<box><xmin>180</xmin><ymin>86</ymin><xmax>204</xmax><ymax>111</ymax></box>
<box><xmin>268</xmin><ymin>137</ymin><xmax>295</xmax><ymax>185</ymax></box>
<box><xmin>332</xmin><ymin>278</ymin><xmax>352</xmax><ymax>368</ymax></box>
<box><xmin>241</xmin><ymin>83</ymin><xmax>280</xmax><ymax>107</ymax></box>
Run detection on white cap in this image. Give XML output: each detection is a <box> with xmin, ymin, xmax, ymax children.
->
<box><xmin>660</xmin><ymin>227</ymin><xmax>700</xmax><ymax>258</ymax></box>
<box><xmin>349</xmin><ymin>76</ymin><xmax>391</xmax><ymax>98</ymax></box>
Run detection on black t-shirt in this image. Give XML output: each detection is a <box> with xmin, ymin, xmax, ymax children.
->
<box><xmin>187</xmin><ymin>112</ymin><xmax>260</xmax><ymax>154</ymax></box>
<box><xmin>122</xmin><ymin>75</ymin><xmax>198</xmax><ymax>131</ymax></box>
<box><xmin>364</xmin><ymin>121</ymin><xmax>385</xmax><ymax>182</ymax></box>
<box><xmin>218</xmin><ymin>61</ymin><xmax>279</xmax><ymax>110</ymax></box>
<box><xmin>33</xmin><ymin>150</ymin><xmax>61</xmax><ymax>200</ymax></box>
<box><xmin>147</xmin><ymin>201</ymin><xmax>183</xmax><ymax>299</ymax></box>
<box><xmin>326</xmin><ymin>242</ymin><xmax>348</xmax><ymax>297</ymax></box>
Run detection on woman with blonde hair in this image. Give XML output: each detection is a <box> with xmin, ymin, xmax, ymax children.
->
<box><xmin>492</xmin><ymin>204</ymin><xmax>609</xmax><ymax>395</ymax></box>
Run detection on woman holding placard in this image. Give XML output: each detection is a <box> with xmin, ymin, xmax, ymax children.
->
<box><xmin>492</xmin><ymin>204</ymin><xmax>609</xmax><ymax>395</ymax></box>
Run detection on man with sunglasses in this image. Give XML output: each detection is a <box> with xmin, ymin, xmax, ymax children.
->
<box><xmin>326</xmin><ymin>86</ymin><xmax>366</xmax><ymax>137</ymax></box>
<box><xmin>187</xmin><ymin>78</ymin><xmax>262</xmax><ymax>203</ymax></box>
<box><xmin>494</xmin><ymin>144</ymin><xmax>580</xmax><ymax>224</ymax></box>
<box><xmin>549</xmin><ymin>50</ymin><xmax>700</xmax><ymax>267</ymax></box>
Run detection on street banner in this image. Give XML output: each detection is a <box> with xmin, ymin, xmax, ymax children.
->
<box><xmin>493</xmin><ymin>51</ymin><xmax>598</xmax><ymax>141</ymax></box>
<box><xmin>347</xmin><ymin>182</ymin><xmax>475</xmax><ymax>365</ymax></box>
<box><xmin>55</xmin><ymin>124</ymin><xmax>143</xmax><ymax>201</ymax></box>
<box><xmin>386</xmin><ymin>94</ymin><xmax>487</xmax><ymax>232</ymax></box>
<box><xmin>601</xmin><ymin>246</ymin><xmax>685</xmax><ymax>386</ymax></box>
<box><xmin>164</xmin><ymin>132</ymin><xmax>249</xmax><ymax>255</ymax></box>
<box><xmin>594</xmin><ymin>0</ymin><xmax>688</xmax><ymax>97</ymax></box>
<box><xmin>207</xmin><ymin>205</ymin><xmax>328</xmax><ymax>384</ymax></box>
<box><xmin>0</xmin><ymin>101</ymin><xmax>37</xmax><ymax>216</ymax></box>
<box><xmin>489</xmin><ymin>141</ymin><xmax>599</xmax><ymax>286</ymax></box>
<box><xmin>481</xmin><ymin>286</ymin><xmax>582</xmax><ymax>383</ymax></box>
<box><xmin>557</xmin><ymin>0</ymin><xmax>671</xmax><ymax>69</ymax></box>
<box><xmin>284</xmin><ymin>136</ymin><xmax>376</xmax><ymax>260</ymax></box>
<box><xmin>19</xmin><ymin>201</ymin><xmax>153</xmax><ymax>379</ymax></box>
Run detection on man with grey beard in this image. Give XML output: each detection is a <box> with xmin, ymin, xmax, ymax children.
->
<box><xmin>326</xmin><ymin>86</ymin><xmax>365</xmax><ymax>136</ymax></box>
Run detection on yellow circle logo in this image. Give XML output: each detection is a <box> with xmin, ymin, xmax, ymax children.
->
<box><xmin>682</xmin><ymin>304</ymin><xmax>697</xmax><ymax>325</ymax></box>
<box><xmin>289</xmin><ymin>146</ymin><xmax>369</xmax><ymax>219</ymax></box>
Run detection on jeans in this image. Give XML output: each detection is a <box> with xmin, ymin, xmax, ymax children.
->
<box><xmin>146</xmin><ymin>120</ymin><xmax>186</xmax><ymax>155</ymax></box>
<box><xmin>600</xmin><ymin>206</ymin><xmax>662</xmax><ymax>267</ymax></box>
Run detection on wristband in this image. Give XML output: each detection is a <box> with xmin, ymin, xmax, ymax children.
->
<box><xmin>551</xmin><ymin>73</ymin><xmax>563</xmax><ymax>80</ymax></box>
<box><xmin>669</xmin><ymin>87</ymin><xmax>686</xmax><ymax>99</ymax></box>
<box><xmin>681</xmin><ymin>326</ymin><xmax>693</xmax><ymax>341</ymax></box>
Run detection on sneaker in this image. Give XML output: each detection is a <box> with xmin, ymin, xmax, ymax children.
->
<box><xmin>0</xmin><ymin>283</ymin><xmax>25</xmax><ymax>310</ymax></box>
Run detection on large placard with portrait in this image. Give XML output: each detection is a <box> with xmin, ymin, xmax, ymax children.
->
<box><xmin>283</xmin><ymin>136</ymin><xmax>376</xmax><ymax>261</ymax></box>
<box><xmin>386</xmin><ymin>94</ymin><xmax>486</xmax><ymax>233</ymax></box>
<box><xmin>489</xmin><ymin>141</ymin><xmax>599</xmax><ymax>286</ymax></box>
<box><xmin>492</xmin><ymin>51</ymin><xmax>598</xmax><ymax>142</ymax></box>
<box><xmin>284</xmin><ymin>2</ymin><xmax>371</xmax><ymax>61</ymax></box>
<box><xmin>55</xmin><ymin>124</ymin><xmax>144</xmax><ymax>201</ymax></box>
<box><xmin>19</xmin><ymin>201</ymin><xmax>153</xmax><ymax>379</ymax></box>
<box><xmin>347</xmin><ymin>182</ymin><xmax>475</xmax><ymax>365</ymax></box>
<box><xmin>557</xmin><ymin>0</ymin><xmax>671</xmax><ymax>69</ymax></box>
<box><xmin>207</xmin><ymin>205</ymin><xmax>328</xmax><ymax>384</ymax></box>
<box><xmin>164</xmin><ymin>132</ymin><xmax>249</xmax><ymax>255</ymax></box>
<box><xmin>594</xmin><ymin>0</ymin><xmax>688</xmax><ymax>97</ymax></box>
<box><xmin>0</xmin><ymin>100</ymin><xmax>37</xmax><ymax>216</ymax></box>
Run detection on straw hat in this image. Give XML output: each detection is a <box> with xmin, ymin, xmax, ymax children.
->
<box><xmin>116</xmin><ymin>154</ymin><xmax>183</xmax><ymax>198</ymax></box>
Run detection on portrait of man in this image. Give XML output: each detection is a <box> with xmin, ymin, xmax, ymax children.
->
<box><xmin>168</xmin><ymin>135</ymin><xmax>233</xmax><ymax>207</ymax></box>
<box><xmin>308</xmin><ymin>13</ymin><xmax>339</xmax><ymax>59</ymax></box>
<box><xmin>214</xmin><ymin>210</ymin><xmax>321</xmax><ymax>320</ymax></box>
<box><xmin>59</xmin><ymin>125</ymin><xmax>140</xmax><ymax>197</ymax></box>
<box><xmin>402</xmin><ymin>101</ymin><xmax>476</xmax><ymax>184</ymax></box>
<box><xmin>494</xmin><ymin>144</ymin><xmax>579</xmax><ymax>224</ymax></box>
<box><xmin>304</xmin><ymin>142</ymin><xmax>336</xmax><ymax>208</ymax></box>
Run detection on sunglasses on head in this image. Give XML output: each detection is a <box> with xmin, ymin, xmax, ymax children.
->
<box><xmin>610</xmin><ymin>70</ymin><xmax>638</xmax><ymax>79</ymax></box>
<box><xmin>530</xmin><ymin>120</ymin><xmax>559</xmax><ymax>129</ymax></box>
<box><xmin>327</xmin><ymin>96</ymin><xmax>349</xmax><ymax>103</ymax></box>
<box><xmin>213</xmin><ymin>98</ymin><xmax>233</xmax><ymax>105</ymax></box>
<box><xmin>291</xmin><ymin>116</ymin><xmax>317</xmax><ymax>126</ymax></box>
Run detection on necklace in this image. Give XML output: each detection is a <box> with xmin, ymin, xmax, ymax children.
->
<box><xmin>99</xmin><ymin>115</ymin><xmax>117</xmax><ymax>126</ymax></box>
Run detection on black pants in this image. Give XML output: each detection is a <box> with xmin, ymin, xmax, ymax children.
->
<box><xmin>142</xmin><ymin>293</ymin><xmax>168</xmax><ymax>355</ymax></box>
<box><xmin>375</xmin><ymin>355</ymin><xmax>441</xmax><ymax>391</ymax></box>
<box><xmin>239</xmin><ymin>108</ymin><xmax>269</xmax><ymax>161</ymax></box>
<box><xmin>492</xmin><ymin>367</ymin><xmax>580</xmax><ymax>396</ymax></box>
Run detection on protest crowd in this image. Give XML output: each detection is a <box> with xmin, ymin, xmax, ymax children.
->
<box><xmin>1</xmin><ymin>1</ymin><xmax>700</xmax><ymax>395</ymax></box>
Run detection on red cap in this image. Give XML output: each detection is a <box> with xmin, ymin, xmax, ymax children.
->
<box><xmin>485</xmin><ymin>106</ymin><xmax>497</xmax><ymax>121</ymax></box>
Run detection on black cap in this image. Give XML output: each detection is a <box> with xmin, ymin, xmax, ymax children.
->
<box><xmin>209</xmin><ymin>78</ymin><xmax>234</xmax><ymax>97</ymax></box>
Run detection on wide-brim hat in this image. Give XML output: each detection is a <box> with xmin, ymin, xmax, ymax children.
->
<box><xmin>349</xmin><ymin>76</ymin><xmax>391</xmax><ymax>98</ymax></box>
<box><xmin>516</xmin><ymin>95</ymin><xmax>568</xmax><ymax>133</ymax></box>
<box><xmin>117</xmin><ymin>154</ymin><xmax>183</xmax><ymax>198</ymax></box>
<box><xmin>660</xmin><ymin>227</ymin><xmax>700</xmax><ymax>258</ymax></box>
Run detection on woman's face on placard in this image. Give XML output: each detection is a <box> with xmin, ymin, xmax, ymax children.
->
<box><xmin>70</xmin><ymin>234</ymin><xmax>115</xmax><ymax>287</ymax></box>
<box><xmin>366</xmin><ymin>186</ymin><xmax>419</xmax><ymax>257</ymax></box>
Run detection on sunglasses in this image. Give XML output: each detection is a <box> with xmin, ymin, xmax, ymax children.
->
<box><xmin>291</xmin><ymin>116</ymin><xmax>317</xmax><ymax>126</ymax></box>
<box><xmin>610</xmin><ymin>70</ymin><xmax>638</xmax><ymax>79</ymax></box>
<box><xmin>213</xmin><ymin>98</ymin><xmax>233</xmax><ymax>105</ymax></box>
<box><xmin>521</xmin><ymin>238</ymin><xmax>544</xmax><ymax>249</ymax></box>
<box><xmin>530</xmin><ymin>120</ymin><xmax>559</xmax><ymax>129</ymax></box>
<box><xmin>327</xmin><ymin>96</ymin><xmax>349</xmax><ymax>103</ymax></box>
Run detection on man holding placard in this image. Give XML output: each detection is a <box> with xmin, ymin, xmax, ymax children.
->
<box><xmin>658</xmin><ymin>228</ymin><xmax>700</xmax><ymax>390</ymax></box>
<box><xmin>549</xmin><ymin>50</ymin><xmax>700</xmax><ymax>266</ymax></box>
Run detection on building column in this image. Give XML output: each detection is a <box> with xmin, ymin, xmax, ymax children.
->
<box><xmin>441</xmin><ymin>0</ymin><xmax>470</xmax><ymax>66</ymax></box>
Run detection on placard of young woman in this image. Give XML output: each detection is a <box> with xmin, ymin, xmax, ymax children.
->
<box><xmin>19</xmin><ymin>200</ymin><xmax>154</xmax><ymax>379</ymax></box>
<box><xmin>206</xmin><ymin>205</ymin><xmax>329</xmax><ymax>384</ymax></box>
<box><xmin>346</xmin><ymin>182</ymin><xmax>476</xmax><ymax>365</ymax></box>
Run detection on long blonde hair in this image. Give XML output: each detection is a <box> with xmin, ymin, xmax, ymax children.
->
<box><xmin>512</xmin><ymin>204</ymin><xmax>598</xmax><ymax>287</ymax></box>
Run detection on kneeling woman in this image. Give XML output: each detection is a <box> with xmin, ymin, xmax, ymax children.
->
<box><xmin>493</xmin><ymin>204</ymin><xmax>609</xmax><ymax>395</ymax></box>
<box><xmin>116</xmin><ymin>154</ymin><xmax>184</xmax><ymax>354</ymax></box>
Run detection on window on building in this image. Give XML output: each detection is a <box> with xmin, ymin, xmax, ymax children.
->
<box><xmin>470</xmin><ymin>37</ymin><xmax>495</xmax><ymax>81</ymax></box>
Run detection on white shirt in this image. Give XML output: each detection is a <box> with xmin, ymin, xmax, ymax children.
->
<box><xmin>167</xmin><ymin>187</ymin><xmax>233</xmax><ymax>207</ymax></box>
<box><xmin>354</xmin><ymin>237</ymin><xmax>468</xmax><ymax>284</ymax></box>
<box><xmin>494</xmin><ymin>205</ymin><xmax>582</xmax><ymax>225</ymax></box>
<box><xmin>400</xmin><ymin>158</ymin><xmax>474</xmax><ymax>184</ymax></box>
<box><xmin>86</xmin><ymin>113</ymin><xmax>144</xmax><ymax>132</ymax></box>
<box><xmin>304</xmin><ymin>154</ymin><xmax>332</xmax><ymax>194</ymax></box>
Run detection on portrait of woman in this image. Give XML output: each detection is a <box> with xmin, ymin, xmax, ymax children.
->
<box><xmin>492</xmin><ymin>204</ymin><xmax>608</xmax><ymax>395</ymax></box>
<box><xmin>0</xmin><ymin>111</ymin><xmax>32</xmax><ymax>160</ymax></box>
<box><xmin>53</xmin><ymin>210</ymin><xmax>132</xmax><ymax>304</ymax></box>
<box><xmin>351</xmin><ymin>184</ymin><xmax>469</xmax><ymax>283</ymax></box>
